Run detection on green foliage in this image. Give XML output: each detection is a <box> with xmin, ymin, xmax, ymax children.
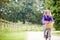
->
<box><xmin>45</xmin><ymin>0</ymin><xmax>60</xmax><ymax>30</ymax></box>
<box><xmin>0</xmin><ymin>0</ymin><xmax>44</xmax><ymax>24</ymax></box>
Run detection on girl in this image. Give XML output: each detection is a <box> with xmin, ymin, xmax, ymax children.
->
<box><xmin>42</xmin><ymin>10</ymin><xmax>54</xmax><ymax>40</ymax></box>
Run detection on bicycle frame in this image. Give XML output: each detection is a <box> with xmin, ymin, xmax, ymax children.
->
<box><xmin>45</xmin><ymin>29</ymin><xmax>51</xmax><ymax>40</ymax></box>
<box><xmin>44</xmin><ymin>22</ymin><xmax>53</xmax><ymax>40</ymax></box>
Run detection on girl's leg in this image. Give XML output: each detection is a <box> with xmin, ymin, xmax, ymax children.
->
<box><xmin>43</xmin><ymin>25</ymin><xmax>46</xmax><ymax>37</ymax></box>
<box><xmin>48</xmin><ymin>29</ymin><xmax>51</xmax><ymax>40</ymax></box>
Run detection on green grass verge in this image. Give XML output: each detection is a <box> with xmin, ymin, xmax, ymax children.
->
<box><xmin>0</xmin><ymin>22</ymin><xmax>60</xmax><ymax>37</ymax></box>
<box><xmin>52</xmin><ymin>31</ymin><xmax>60</xmax><ymax>36</ymax></box>
<box><xmin>0</xmin><ymin>32</ymin><xmax>26</xmax><ymax>40</ymax></box>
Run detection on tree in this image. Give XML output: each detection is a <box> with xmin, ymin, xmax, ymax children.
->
<box><xmin>0</xmin><ymin>0</ymin><xmax>44</xmax><ymax>24</ymax></box>
<box><xmin>45</xmin><ymin>0</ymin><xmax>60</xmax><ymax>30</ymax></box>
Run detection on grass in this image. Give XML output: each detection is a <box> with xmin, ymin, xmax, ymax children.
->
<box><xmin>0</xmin><ymin>22</ymin><xmax>43</xmax><ymax>40</ymax></box>
<box><xmin>52</xmin><ymin>31</ymin><xmax>60</xmax><ymax>36</ymax></box>
<box><xmin>0</xmin><ymin>22</ymin><xmax>44</xmax><ymax>32</ymax></box>
<box><xmin>0</xmin><ymin>32</ymin><xmax>26</xmax><ymax>40</ymax></box>
<box><xmin>0</xmin><ymin>22</ymin><xmax>60</xmax><ymax>40</ymax></box>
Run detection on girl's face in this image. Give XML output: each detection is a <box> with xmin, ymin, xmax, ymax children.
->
<box><xmin>45</xmin><ymin>11</ymin><xmax>50</xmax><ymax>16</ymax></box>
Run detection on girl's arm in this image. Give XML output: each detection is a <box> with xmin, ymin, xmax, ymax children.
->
<box><xmin>42</xmin><ymin>15</ymin><xmax>47</xmax><ymax>24</ymax></box>
<box><xmin>50</xmin><ymin>16</ymin><xmax>54</xmax><ymax>24</ymax></box>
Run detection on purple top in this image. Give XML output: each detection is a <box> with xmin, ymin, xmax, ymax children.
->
<box><xmin>42</xmin><ymin>15</ymin><xmax>54</xmax><ymax>24</ymax></box>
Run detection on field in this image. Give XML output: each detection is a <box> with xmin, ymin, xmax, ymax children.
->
<box><xmin>0</xmin><ymin>32</ymin><xmax>26</xmax><ymax>40</ymax></box>
<box><xmin>0</xmin><ymin>22</ymin><xmax>60</xmax><ymax>40</ymax></box>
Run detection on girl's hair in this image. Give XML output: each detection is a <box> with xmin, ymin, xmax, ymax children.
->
<box><xmin>44</xmin><ymin>10</ymin><xmax>52</xmax><ymax>16</ymax></box>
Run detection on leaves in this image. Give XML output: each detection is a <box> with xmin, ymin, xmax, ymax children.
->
<box><xmin>45</xmin><ymin>0</ymin><xmax>60</xmax><ymax>30</ymax></box>
<box><xmin>0</xmin><ymin>0</ymin><xmax>44</xmax><ymax>24</ymax></box>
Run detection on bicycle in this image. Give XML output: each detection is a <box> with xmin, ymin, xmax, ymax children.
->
<box><xmin>44</xmin><ymin>22</ymin><xmax>53</xmax><ymax>40</ymax></box>
<box><xmin>45</xmin><ymin>28</ymin><xmax>51</xmax><ymax>40</ymax></box>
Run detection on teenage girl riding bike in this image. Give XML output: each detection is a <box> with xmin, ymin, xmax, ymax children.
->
<box><xmin>42</xmin><ymin>10</ymin><xmax>54</xmax><ymax>40</ymax></box>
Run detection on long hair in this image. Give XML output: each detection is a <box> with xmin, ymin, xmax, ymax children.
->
<box><xmin>43</xmin><ymin>10</ymin><xmax>52</xmax><ymax>16</ymax></box>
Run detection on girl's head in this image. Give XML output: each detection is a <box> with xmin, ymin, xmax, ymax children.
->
<box><xmin>44</xmin><ymin>10</ymin><xmax>52</xmax><ymax>16</ymax></box>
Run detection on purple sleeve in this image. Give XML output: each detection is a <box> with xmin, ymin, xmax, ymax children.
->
<box><xmin>50</xmin><ymin>16</ymin><xmax>54</xmax><ymax>22</ymax></box>
<box><xmin>42</xmin><ymin>15</ymin><xmax>45</xmax><ymax>24</ymax></box>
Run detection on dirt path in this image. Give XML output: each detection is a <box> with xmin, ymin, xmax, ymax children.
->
<box><xmin>26</xmin><ymin>32</ymin><xmax>60</xmax><ymax>40</ymax></box>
